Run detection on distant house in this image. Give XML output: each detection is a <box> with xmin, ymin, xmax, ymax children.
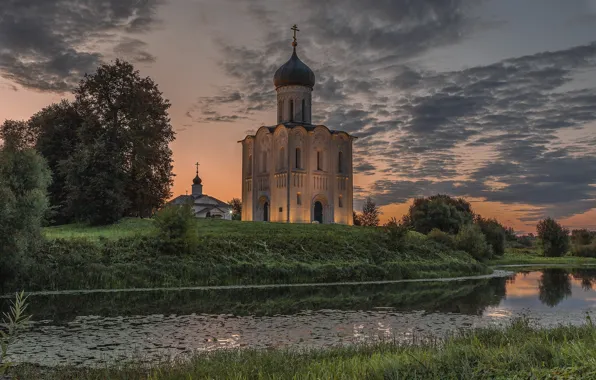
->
<box><xmin>169</xmin><ymin>164</ymin><xmax>232</xmax><ymax>220</ymax></box>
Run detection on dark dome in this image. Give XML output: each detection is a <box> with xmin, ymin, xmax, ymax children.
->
<box><xmin>273</xmin><ymin>48</ymin><xmax>315</xmax><ymax>89</ymax></box>
<box><xmin>193</xmin><ymin>174</ymin><xmax>202</xmax><ymax>185</ymax></box>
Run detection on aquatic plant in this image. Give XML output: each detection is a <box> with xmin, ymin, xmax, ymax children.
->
<box><xmin>0</xmin><ymin>291</ymin><xmax>30</xmax><ymax>377</ymax></box>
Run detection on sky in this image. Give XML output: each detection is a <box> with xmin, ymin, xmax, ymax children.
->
<box><xmin>1</xmin><ymin>0</ymin><xmax>595</xmax><ymax>233</ymax></box>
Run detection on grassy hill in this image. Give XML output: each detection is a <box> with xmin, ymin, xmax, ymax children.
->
<box><xmin>6</xmin><ymin>218</ymin><xmax>489</xmax><ymax>292</ymax></box>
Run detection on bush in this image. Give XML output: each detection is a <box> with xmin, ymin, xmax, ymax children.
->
<box><xmin>153</xmin><ymin>203</ymin><xmax>198</xmax><ymax>254</ymax></box>
<box><xmin>403</xmin><ymin>194</ymin><xmax>474</xmax><ymax>234</ymax></box>
<box><xmin>536</xmin><ymin>218</ymin><xmax>570</xmax><ymax>257</ymax></box>
<box><xmin>384</xmin><ymin>218</ymin><xmax>409</xmax><ymax>249</ymax></box>
<box><xmin>427</xmin><ymin>228</ymin><xmax>455</xmax><ymax>248</ymax></box>
<box><xmin>571</xmin><ymin>229</ymin><xmax>594</xmax><ymax>246</ymax></box>
<box><xmin>571</xmin><ymin>243</ymin><xmax>596</xmax><ymax>258</ymax></box>
<box><xmin>455</xmin><ymin>224</ymin><xmax>493</xmax><ymax>261</ymax></box>
<box><xmin>475</xmin><ymin>217</ymin><xmax>506</xmax><ymax>256</ymax></box>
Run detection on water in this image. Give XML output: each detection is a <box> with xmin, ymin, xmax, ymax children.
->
<box><xmin>3</xmin><ymin>267</ymin><xmax>596</xmax><ymax>367</ymax></box>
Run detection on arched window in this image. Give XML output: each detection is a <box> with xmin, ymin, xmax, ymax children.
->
<box><xmin>317</xmin><ymin>151</ymin><xmax>322</xmax><ymax>171</ymax></box>
<box><xmin>301</xmin><ymin>99</ymin><xmax>306</xmax><ymax>122</ymax></box>
<box><xmin>279</xmin><ymin>147</ymin><xmax>285</xmax><ymax>170</ymax></box>
<box><xmin>339</xmin><ymin>195</ymin><xmax>343</xmax><ymax>208</ymax></box>
<box><xmin>248</xmin><ymin>154</ymin><xmax>253</xmax><ymax>176</ymax></box>
<box><xmin>278</xmin><ymin>100</ymin><xmax>284</xmax><ymax>123</ymax></box>
<box><xmin>297</xmin><ymin>192</ymin><xmax>302</xmax><ymax>205</ymax></box>
<box><xmin>289</xmin><ymin>100</ymin><xmax>294</xmax><ymax>122</ymax></box>
<box><xmin>295</xmin><ymin>147</ymin><xmax>301</xmax><ymax>169</ymax></box>
<box><xmin>338</xmin><ymin>151</ymin><xmax>343</xmax><ymax>173</ymax></box>
<box><xmin>262</xmin><ymin>151</ymin><xmax>267</xmax><ymax>173</ymax></box>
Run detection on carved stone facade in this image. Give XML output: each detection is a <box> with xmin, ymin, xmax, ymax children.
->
<box><xmin>239</xmin><ymin>29</ymin><xmax>355</xmax><ymax>224</ymax></box>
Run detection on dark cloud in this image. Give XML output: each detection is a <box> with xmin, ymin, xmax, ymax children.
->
<box><xmin>0</xmin><ymin>0</ymin><xmax>164</xmax><ymax>92</ymax></box>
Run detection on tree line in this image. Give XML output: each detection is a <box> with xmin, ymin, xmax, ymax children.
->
<box><xmin>353</xmin><ymin>194</ymin><xmax>595</xmax><ymax>259</ymax></box>
<box><xmin>0</xmin><ymin>60</ymin><xmax>175</xmax><ymax>226</ymax></box>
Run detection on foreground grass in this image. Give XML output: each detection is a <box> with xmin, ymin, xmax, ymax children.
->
<box><xmin>490</xmin><ymin>247</ymin><xmax>596</xmax><ymax>266</ymax></box>
<box><xmin>4</xmin><ymin>219</ymin><xmax>488</xmax><ymax>292</ymax></box>
<box><xmin>12</xmin><ymin>318</ymin><xmax>596</xmax><ymax>379</ymax></box>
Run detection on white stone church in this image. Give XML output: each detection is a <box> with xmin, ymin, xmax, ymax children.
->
<box><xmin>169</xmin><ymin>164</ymin><xmax>233</xmax><ymax>219</ymax></box>
<box><xmin>239</xmin><ymin>26</ymin><xmax>355</xmax><ymax>224</ymax></box>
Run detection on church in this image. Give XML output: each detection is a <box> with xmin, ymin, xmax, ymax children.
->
<box><xmin>169</xmin><ymin>163</ymin><xmax>233</xmax><ymax>219</ymax></box>
<box><xmin>239</xmin><ymin>26</ymin><xmax>355</xmax><ymax>224</ymax></box>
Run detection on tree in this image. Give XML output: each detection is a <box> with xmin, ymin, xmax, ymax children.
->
<box><xmin>571</xmin><ymin>229</ymin><xmax>594</xmax><ymax>246</ymax></box>
<box><xmin>360</xmin><ymin>197</ymin><xmax>380</xmax><ymax>227</ymax></box>
<box><xmin>536</xmin><ymin>217</ymin><xmax>570</xmax><ymax>257</ymax></box>
<box><xmin>352</xmin><ymin>211</ymin><xmax>361</xmax><ymax>226</ymax></box>
<box><xmin>0</xmin><ymin>142</ymin><xmax>51</xmax><ymax>289</ymax></box>
<box><xmin>403</xmin><ymin>194</ymin><xmax>474</xmax><ymax>234</ymax></box>
<box><xmin>153</xmin><ymin>203</ymin><xmax>198</xmax><ymax>254</ymax></box>
<box><xmin>475</xmin><ymin>216</ymin><xmax>506</xmax><ymax>256</ymax></box>
<box><xmin>66</xmin><ymin>59</ymin><xmax>175</xmax><ymax>223</ymax></box>
<box><xmin>28</xmin><ymin>100</ymin><xmax>82</xmax><ymax>224</ymax></box>
<box><xmin>455</xmin><ymin>224</ymin><xmax>493</xmax><ymax>261</ymax></box>
<box><xmin>0</xmin><ymin>120</ymin><xmax>36</xmax><ymax>151</ymax></box>
<box><xmin>229</xmin><ymin>198</ymin><xmax>242</xmax><ymax>220</ymax></box>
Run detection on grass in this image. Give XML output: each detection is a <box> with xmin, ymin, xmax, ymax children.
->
<box><xmin>11</xmin><ymin>317</ymin><xmax>596</xmax><ymax>379</ymax></box>
<box><xmin>490</xmin><ymin>247</ymin><xmax>596</xmax><ymax>266</ymax></box>
<box><xmin>3</xmin><ymin>218</ymin><xmax>489</xmax><ymax>292</ymax></box>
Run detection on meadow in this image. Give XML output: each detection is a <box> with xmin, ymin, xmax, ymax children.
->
<box><xmin>12</xmin><ymin>318</ymin><xmax>596</xmax><ymax>379</ymax></box>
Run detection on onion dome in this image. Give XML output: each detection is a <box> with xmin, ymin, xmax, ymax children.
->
<box><xmin>273</xmin><ymin>24</ymin><xmax>315</xmax><ymax>89</ymax></box>
<box><xmin>193</xmin><ymin>174</ymin><xmax>202</xmax><ymax>185</ymax></box>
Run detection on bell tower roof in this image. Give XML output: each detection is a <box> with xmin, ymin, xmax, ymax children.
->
<box><xmin>273</xmin><ymin>25</ymin><xmax>315</xmax><ymax>89</ymax></box>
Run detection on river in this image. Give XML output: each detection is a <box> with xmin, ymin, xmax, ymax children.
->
<box><xmin>3</xmin><ymin>267</ymin><xmax>596</xmax><ymax>367</ymax></box>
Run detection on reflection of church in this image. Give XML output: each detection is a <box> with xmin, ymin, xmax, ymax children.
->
<box><xmin>239</xmin><ymin>26</ymin><xmax>355</xmax><ymax>224</ymax></box>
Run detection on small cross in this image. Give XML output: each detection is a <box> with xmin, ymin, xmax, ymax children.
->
<box><xmin>195</xmin><ymin>161</ymin><xmax>200</xmax><ymax>175</ymax></box>
<box><xmin>291</xmin><ymin>24</ymin><xmax>299</xmax><ymax>44</ymax></box>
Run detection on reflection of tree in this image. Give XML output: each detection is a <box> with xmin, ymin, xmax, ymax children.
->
<box><xmin>538</xmin><ymin>269</ymin><xmax>572</xmax><ymax>307</ymax></box>
<box><xmin>571</xmin><ymin>269</ymin><xmax>596</xmax><ymax>291</ymax></box>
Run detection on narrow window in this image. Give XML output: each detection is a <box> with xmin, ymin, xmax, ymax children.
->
<box><xmin>279</xmin><ymin>147</ymin><xmax>285</xmax><ymax>170</ymax></box>
<box><xmin>297</xmin><ymin>192</ymin><xmax>302</xmax><ymax>205</ymax></box>
<box><xmin>278</xmin><ymin>100</ymin><xmax>283</xmax><ymax>123</ymax></box>
<box><xmin>317</xmin><ymin>151</ymin><xmax>322</xmax><ymax>171</ymax></box>
<box><xmin>295</xmin><ymin>147</ymin><xmax>301</xmax><ymax>169</ymax></box>
<box><xmin>262</xmin><ymin>152</ymin><xmax>267</xmax><ymax>173</ymax></box>
<box><xmin>339</xmin><ymin>195</ymin><xmax>343</xmax><ymax>208</ymax></box>
<box><xmin>338</xmin><ymin>151</ymin><xmax>343</xmax><ymax>173</ymax></box>
<box><xmin>248</xmin><ymin>154</ymin><xmax>253</xmax><ymax>176</ymax></box>
<box><xmin>289</xmin><ymin>100</ymin><xmax>294</xmax><ymax>122</ymax></box>
<box><xmin>301</xmin><ymin>99</ymin><xmax>306</xmax><ymax>122</ymax></box>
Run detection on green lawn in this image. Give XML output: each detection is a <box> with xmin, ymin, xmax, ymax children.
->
<box><xmin>490</xmin><ymin>247</ymin><xmax>596</xmax><ymax>266</ymax></box>
<box><xmin>43</xmin><ymin>218</ymin><xmax>155</xmax><ymax>240</ymax></box>
<box><xmin>13</xmin><ymin>318</ymin><xmax>596</xmax><ymax>379</ymax></box>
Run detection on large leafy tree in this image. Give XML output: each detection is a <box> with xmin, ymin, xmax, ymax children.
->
<box><xmin>403</xmin><ymin>194</ymin><xmax>474</xmax><ymax>234</ymax></box>
<box><xmin>0</xmin><ymin>129</ymin><xmax>51</xmax><ymax>289</ymax></box>
<box><xmin>28</xmin><ymin>100</ymin><xmax>82</xmax><ymax>224</ymax></box>
<box><xmin>537</xmin><ymin>217</ymin><xmax>570</xmax><ymax>257</ymax></box>
<box><xmin>229</xmin><ymin>198</ymin><xmax>242</xmax><ymax>220</ymax></box>
<box><xmin>67</xmin><ymin>59</ymin><xmax>175</xmax><ymax>223</ymax></box>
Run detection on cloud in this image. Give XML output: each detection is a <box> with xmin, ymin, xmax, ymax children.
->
<box><xmin>0</xmin><ymin>0</ymin><xmax>164</xmax><ymax>92</ymax></box>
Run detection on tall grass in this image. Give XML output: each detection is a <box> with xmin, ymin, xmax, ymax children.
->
<box><xmin>5</xmin><ymin>219</ymin><xmax>489</xmax><ymax>292</ymax></box>
<box><xmin>12</xmin><ymin>317</ymin><xmax>596</xmax><ymax>379</ymax></box>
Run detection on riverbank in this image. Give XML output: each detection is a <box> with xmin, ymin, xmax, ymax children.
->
<box><xmin>12</xmin><ymin>318</ymin><xmax>596</xmax><ymax>379</ymax></box>
<box><xmin>4</xmin><ymin>219</ymin><xmax>488</xmax><ymax>292</ymax></box>
<box><xmin>490</xmin><ymin>248</ymin><xmax>596</xmax><ymax>266</ymax></box>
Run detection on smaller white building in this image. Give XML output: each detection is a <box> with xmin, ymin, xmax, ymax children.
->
<box><xmin>169</xmin><ymin>165</ymin><xmax>233</xmax><ymax>220</ymax></box>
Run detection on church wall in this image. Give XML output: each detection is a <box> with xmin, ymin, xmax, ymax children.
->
<box><xmin>276</xmin><ymin>86</ymin><xmax>312</xmax><ymax>124</ymax></box>
<box><xmin>241</xmin><ymin>138</ymin><xmax>254</xmax><ymax>222</ymax></box>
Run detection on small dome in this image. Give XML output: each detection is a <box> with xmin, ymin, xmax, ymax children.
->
<box><xmin>193</xmin><ymin>174</ymin><xmax>202</xmax><ymax>185</ymax></box>
<box><xmin>273</xmin><ymin>48</ymin><xmax>315</xmax><ymax>89</ymax></box>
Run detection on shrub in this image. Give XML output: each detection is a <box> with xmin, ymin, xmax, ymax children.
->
<box><xmin>455</xmin><ymin>224</ymin><xmax>492</xmax><ymax>261</ymax></box>
<box><xmin>360</xmin><ymin>197</ymin><xmax>380</xmax><ymax>227</ymax></box>
<box><xmin>403</xmin><ymin>194</ymin><xmax>474</xmax><ymax>234</ymax></box>
<box><xmin>475</xmin><ymin>217</ymin><xmax>506</xmax><ymax>256</ymax></box>
<box><xmin>427</xmin><ymin>228</ymin><xmax>455</xmax><ymax>248</ymax></box>
<box><xmin>571</xmin><ymin>243</ymin><xmax>596</xmax><ymax>258</ymax></box>
<box><xmin>384</xmin><ymin>218</ymin><xmax>409</xmax><ymax>249</ymax></box>
<box><xmin>536</xmin><ymin>218</ymin><xmax>570</xmax><ymax>257</ymax></box>
<box><xmin>153</xmin><ymin>203</ymin><xmax>198</xmax><ymax>254</ymax></box>
<box><xmin>571</xmin><ymin>229</ymin><xmax>594</xmax><ymax>246</ymax></box>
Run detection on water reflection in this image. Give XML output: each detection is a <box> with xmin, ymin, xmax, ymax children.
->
<box><xmin>2</xmin><ymin>268</ymin><xmax>596</xmax><ymax>367</ymax></box>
